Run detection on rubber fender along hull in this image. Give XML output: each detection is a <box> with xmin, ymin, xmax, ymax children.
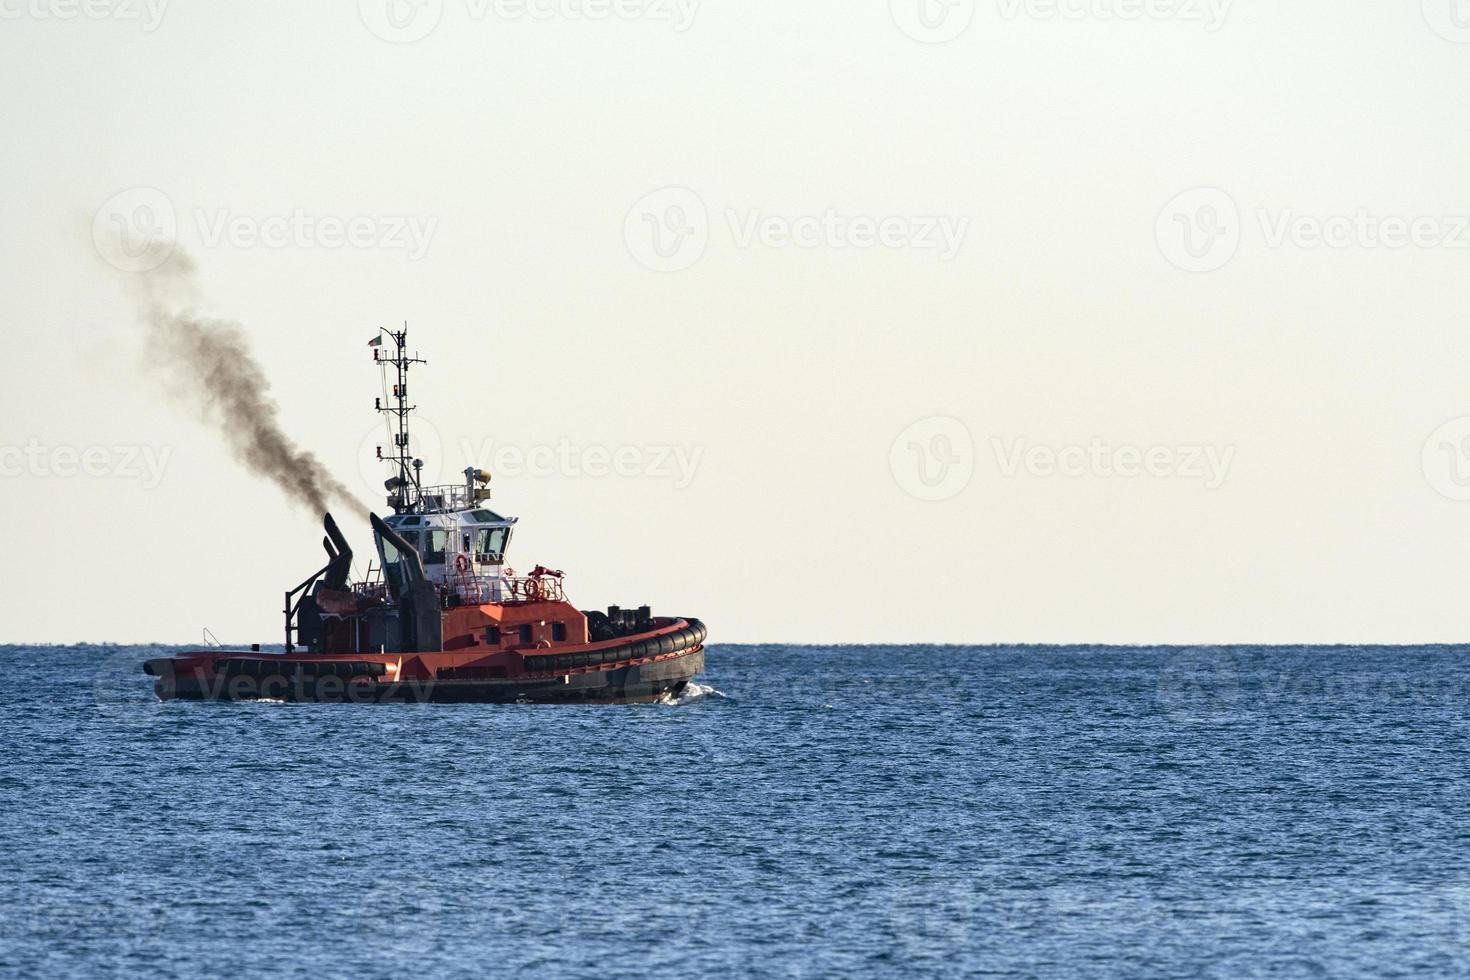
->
<box><xmin>150</xmin><ymin>648</ymin><xmax>705</xmax><ymax>705</ymax></box>
<box><xmin>523</xmin><ymin>618</ymin><xmax>706</xmax><ymax>675</ymax></box>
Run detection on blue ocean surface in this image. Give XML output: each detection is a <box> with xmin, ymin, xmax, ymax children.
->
<box><xmin>3</xmin><ymin>643</ymin><xmax>1469</xmax><ymax>978</ymax></box>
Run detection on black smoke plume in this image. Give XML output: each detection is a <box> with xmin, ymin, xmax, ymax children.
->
<box><xmin>128</xmin><ymin>246</ymin><xmax>364</xmax><ymax>517</ymax></box>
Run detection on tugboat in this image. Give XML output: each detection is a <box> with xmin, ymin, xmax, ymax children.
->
<box><xmin>143</xmin><ymin>329</ymin><xmax>707</xmax><ymax>704</ymax></box>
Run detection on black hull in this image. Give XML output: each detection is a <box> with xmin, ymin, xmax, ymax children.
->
<box><xmin>156</xmin><ymin>649</ymin><xmax>704</xmax><ymax>705</ymax></box>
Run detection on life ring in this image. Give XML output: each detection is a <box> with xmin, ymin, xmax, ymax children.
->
<box><xmin>523</xmin><ymin>578</ymin><xmax>544</xmax><ymax>601</ymax></box>
<box><xmin>454</xmin><ymin>554</ymin><xmax>470</xmax><ymax>574</ymax></box>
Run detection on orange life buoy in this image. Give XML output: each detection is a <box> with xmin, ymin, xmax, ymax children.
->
<box><xmin>454</xmin><ymin>554</ymin><xmax>470</xmax><ymax>574</ymax></box>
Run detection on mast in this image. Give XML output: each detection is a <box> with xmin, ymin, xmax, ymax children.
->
<box><xmin>375</xmin><ymin>324</ymin><xmax>427</xmax><ymax>514</ymax></box>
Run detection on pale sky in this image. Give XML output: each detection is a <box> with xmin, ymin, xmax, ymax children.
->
<box><xmin>3</xmin><ymin>1</ymin><xmax>1470</xmax><ymax>644</ymax></box>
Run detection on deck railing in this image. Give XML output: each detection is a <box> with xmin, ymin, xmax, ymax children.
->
<box><xmin>446</xmin><ymin>573</ymin><xmax>565</xmax><ymax>605</ymax></box>
<box><xmin>498</xmin><ymin>575</ymin><xmax>566</xmax><ymax>603</ymax></box>
<box><xmin>416</xmin><ymin>484</ymin><xmax>490</xmax><ymax>513</ymax></box>
<box><xmin>347</xmin><ymin>571</ymin><xmax>565</xmax><ymax>608</ymax></box>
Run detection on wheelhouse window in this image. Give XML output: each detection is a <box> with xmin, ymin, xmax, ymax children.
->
<box><xmin>377</xmin><ymin>532</ymin><xmax>408</xmax><ymax>590</ymax></box>
<box><xmin>475</xmin><ymin>527</ymin><xmax>509</xmax><ymax>563</ymax></box>
<box><xmin>423</xmin><ymin>529</ymin><xmax>447</xmax><ymax>565</ymax></box>
<box><xmin>379</xmin><ymin>530</ymin><xmax>419</xmax><ymax>564</ymax></box>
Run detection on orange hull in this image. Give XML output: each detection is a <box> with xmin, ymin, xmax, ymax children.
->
<box><xmin>145</xmin><ymin>617</ymin><xmax>707</xmax><ymax>704</ymax></box>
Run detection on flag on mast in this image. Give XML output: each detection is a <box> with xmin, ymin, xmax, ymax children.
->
<box><xmin>367</xmin><ymin>334</ymin><xmax>384</xmax><ymax>348</ymax></box>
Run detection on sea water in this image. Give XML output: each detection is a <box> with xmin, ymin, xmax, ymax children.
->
<box><xmin>3</xmin><ymin>643</ymin><xmax>1469</xmax><ymax>978</ymax></box>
